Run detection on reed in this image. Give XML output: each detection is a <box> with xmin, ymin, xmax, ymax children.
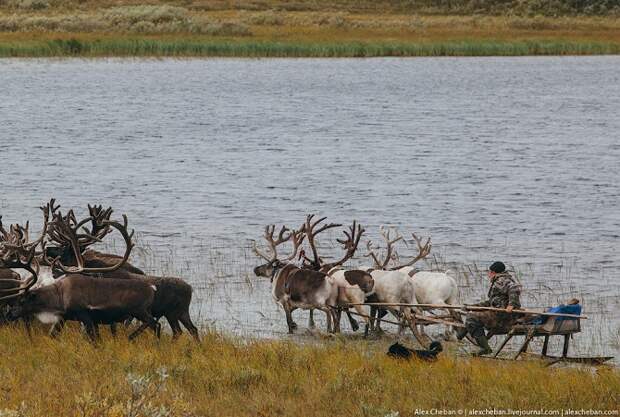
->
<box><xmin>1</xmin><ymin>38</ymin><xmax>619</xmax><ymax>57</ymax></box>
<box><xmin>0</xmin><ymin>325</ymin><xmax>618</xmax><ymax>417</ymax></box>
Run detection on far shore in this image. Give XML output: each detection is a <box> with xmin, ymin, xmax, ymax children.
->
<box><xmin>1</xmin><ymin>4</ymin><xmax>619</xmax><ymax>57</ymax></box>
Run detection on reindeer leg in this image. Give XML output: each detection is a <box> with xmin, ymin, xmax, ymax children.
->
<box><xmin>284</xmin><ymin>305</ymin><xmax>295</xmax><ymax>334</ymax></box>
<box><xmin>406</xmin><ymin>310</ymin><xmax>430</xmax><ymax>349</ymax></box>
<box><xmin>48</xmin><ymin>318</ymin><xmax>65</xmax><ymax>338</ymax></box>
<box><xmin>128</xmin><ymin>322</ymin><xmax>150</xmax><ymax>340</ymax></box>
<box><xmin>179</xmin><ymin>311</ymin><xmax>200</xmax><ymax>342</ymax></box>
<box><xmin>23</xmin><ymin>316</ymin><xmax>33</xmax><ymax>339</ymax></box>
<box><xmin>307</xmin><ymin>309</ymin><xmax>315</xmax><ymax>329</ymax></box>
<box><xmin>76</xmin><ymin>313</ymin><xmax>98</xmax><ymax>342</ymax></box>
<box><xmin>376</xmin><ymin>308</ymin><xmax>389</xmax><ymax>333</ymax></box>
<box><xmin>323</xmin><ymin>307</ymin><xmax>335</xmax><ymax>333</ymax></box>
<box><xmin>361</xmin><ymin>305</ymin><xmax>372</xmax><ymax>337</ymax></box>
<box><xmin>129</xmin><ymin>312</ymin><xmax>160</xmax><ymax>341</ymax></box>
<box><xmin>345</xmin><ymin>310</ymin><xmax>359</xmax><ymax>332</ymax></box>
<box><xmin>167</xmin><ymin>316</ymin><xmax>183</xmax><ymax>340</ymax></box>
<box><xmin>397</xmin><ymin>308</ymin><xmax>407</xmax><ymax>336</ymax></box>
<box><xmin>110</xmin><ymin>323</ymin><xmax>118</xmax><ymax>337</ymax></box>
<box><xmin>319</xmin><ymin>307</ymin><xmax>333</xmax><ymax>333</ymax></box>
<box><xmin>334</xmin><ymin>308</ymin><xmax>342</xmax><ymax>333</ymax></box>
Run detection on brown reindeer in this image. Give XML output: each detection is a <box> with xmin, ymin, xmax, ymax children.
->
<box><xmin>0</xmin><ymin>201</ymin><xmax>58</xmax><ymax>326</ymax></box>
<box><xmin>0</xmin><ymin>267</ymin><xmax>23</xmax><ymax>324</ymax></box>
<box><xmin>0</xmin><ymin>217</ymin><xmax>160</xmax><ymax>342</ymax></box>
<box><xmin>44</xmin><ymin>206</ymin><xmax>199</xmax><ymax>341</ymax></box>
<box><xmin>253</xmin><ymin>223</ymin><xmax>343</xmax><ymax>333</ymax></box>
<box><xmin>253</xmin><ymin>217</ymin><xmax>367</xmax><ymax>334</ymax></box>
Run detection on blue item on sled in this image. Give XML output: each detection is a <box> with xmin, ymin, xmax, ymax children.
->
<box><xmin>531</xmin><ymin>304</ymin><xmax>582</xmax><ymax>325</ymax></box>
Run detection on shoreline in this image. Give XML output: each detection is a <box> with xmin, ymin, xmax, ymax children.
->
<box><xmin>1</xmin><ymin>38</ymin><xmax>620</xmax><ymax>58</ymax></box>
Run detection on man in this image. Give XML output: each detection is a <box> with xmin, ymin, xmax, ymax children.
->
<box><xmin>457</xmin><ymin>261</ymin><xmax>522</xmax><ymax>356</ymax></box>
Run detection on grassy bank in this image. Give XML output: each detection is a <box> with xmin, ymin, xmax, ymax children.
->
<box><xmin>0</xmin><ymin>1</ymin><xmax>619</xmax><ymax>57</ymax></box>
<box><xmin>0</xmin><ymin>325</ymin><xmax>618</xmax><ymax>416</ymax></box>
<box><xmin>2</xmin><ymin>37</ymin><xmax>620</xmax><ymax>57</ymax></box>
<box><xmin>1</xmin><ymin>37</ymin><xmax>619</xmax><ymax>57</ymax></box>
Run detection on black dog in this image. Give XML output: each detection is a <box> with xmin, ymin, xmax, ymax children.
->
<box><xmin>387</xmin><ymin>341</ymin><xmax>443</xmax><ymax>361</ymax></box>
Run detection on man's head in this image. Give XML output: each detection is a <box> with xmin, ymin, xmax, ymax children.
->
<box><xmin>487</xmin><ymin>261</ymin><xmax>506</xmax><ymax>279</ymax></box>
<box><xmin>567</xmin><ymin>298</ymin><xmax>580</xmax><ymax>305</ymax></box>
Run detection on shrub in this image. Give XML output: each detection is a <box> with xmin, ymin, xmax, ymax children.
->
<box><xmin>6</xmin><ymin>0</ymin><xmax>49</xmax><ymax>10</ymax></box>
<box><xmin>247</xmin><ymin>10</ymin><xmax>285</xmax><ymax>26</ymax></box>
<box><xmin>315</xmin><ymin>13</ymin><xmax>349</xmax><ymax>28</ymax></box>
<box><xmin>103</xmin><ymin>5</ymin><xmax>190</xmax><ymax>27</ymax></box>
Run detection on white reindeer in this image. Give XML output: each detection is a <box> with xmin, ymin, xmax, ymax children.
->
<box><xmin>364</xmin><ymin>227</ymin><xmax>460</xmax><ymax>341</ymax></box>
<box><xmin>368</xmin><ymin>269</ymin><xmax>417</xmax><ymax>336</ymax></box>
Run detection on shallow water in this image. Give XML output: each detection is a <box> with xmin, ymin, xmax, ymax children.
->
<box><xmin>0</xmin><ymin>57</ymin><xmax>619</xmax><ymax>359</ymax></box>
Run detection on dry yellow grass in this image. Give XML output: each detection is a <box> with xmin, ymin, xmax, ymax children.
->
<box><xmin>0</xmin><ymin>323</ymin><xmax>618</xmax><ymax>416</ymax></box>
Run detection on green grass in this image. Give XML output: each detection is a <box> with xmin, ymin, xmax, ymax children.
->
<box><xmin>1</xmin><ymin>38</ymin><xmax>619</xmax><ymax>57</ymax></box>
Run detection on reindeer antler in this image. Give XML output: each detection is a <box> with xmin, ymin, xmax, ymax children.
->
<box><xmin>0</xmin><ymin>221</ymin><xmax>42</xmax><ymax>301</ymax></box>
<box><xmin>320</xmin><ymin>221</ymin><xmax>364</xmax><ymax>271</ymax></box>
<box><xmin>281</xmin><ymin>227</ymin><xmax>306</xmax><ymax>262</ymax></box>
<box><xmin>364</xmin><ymin>226</ymin><xmax>403</xmax><ymax>269</ymax></box>
<box><xmin>46</xmin><ymin>210</ymin><xmax>135</xmax><ymax>275</ymax></box>
<box><xmin>75</xmin><ymin>204</ymin><xmax>114</xmax><ymax>249</ymax></box>
<box><xmin>389</xmin><ymin>231</ymin><xmax>431</xmax><ymax>270</ymax></box>
<box><xmin>303</xmin><ymin>214</ymin><xmax>341</xmax><ymax>270</ymax></box>
<box><xmin>252</xmin><ymin>225</ymin><xmax>295</xmax><ymax>262</ymax></box>
<box><xmin>0</xmin><ymin>199</ymin><xmax>57</xmax><ymax>262</ymax></box>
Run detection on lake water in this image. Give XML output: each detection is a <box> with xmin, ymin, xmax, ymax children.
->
<box><xmin>1</xmin><ymin>57</ymin><xmax>619</xmax><ymax>360</ymax></box>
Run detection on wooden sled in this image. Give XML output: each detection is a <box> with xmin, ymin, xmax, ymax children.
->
<box><xmin>490</xmin><ymin>316</ymin><xmax>613</xmax><ymax>365</ymax></box>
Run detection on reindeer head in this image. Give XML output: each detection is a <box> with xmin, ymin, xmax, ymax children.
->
<box><xmin>0</xmin><ymin>213</ymin><xmax>47</xmax><ymax>314</ymax></box>
<box><xmin>253</xmin><ymin>259</ymin><xmax>284</xmax><ymax>279</ymax></box>
<box><xmin>252</xmin><ymin>225</ymin><xmax>305</xmax><ymax>280</ymax></box>
<box><xmin>43</xmin><ymin>204</ymin><xmax>115</xmax><ymax>270</ymax></box>
<box><xmin>43</xmin><ymin>206</ymin><xmax>135</xmax><ymax>276</ymax></box>
<box><xmin>343</xmin><ymin>270</ymin><xmax>374</xmax><ymax>294</ymax></box>
<box><xmin>7</xmin><ymin>290</ymin><xmax>45</xmax><ymax>320</ymax></box>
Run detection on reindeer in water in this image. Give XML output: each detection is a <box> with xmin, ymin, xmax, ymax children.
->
<box><xmin>365</xmin><ymin>227</ymin><xmax>460</xmax><ymax>342</ymax></box>
<box><xmin>300</xmin><ymin>215</ymin><xmax>373</xmax><ymax>333</ymax></box>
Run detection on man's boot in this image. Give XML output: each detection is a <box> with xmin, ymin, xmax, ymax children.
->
<box><xmin>473</xmin><ymin>334</ymin><xmax>492</xmax><ymax>356</ymax></box>
<box><xmin>456</xmin><ymin>327</ymin><xmax>468</xmax><ymax>341</ymax></box>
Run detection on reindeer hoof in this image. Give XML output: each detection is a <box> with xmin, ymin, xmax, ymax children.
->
<box><xmin>291</xmin><ymin>322</ymin><xmax>298</xmax><ymax>330</ymax></box>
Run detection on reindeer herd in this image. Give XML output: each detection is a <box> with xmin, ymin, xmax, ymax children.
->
<box><xmin>0</xmin><ymin>199</ymin><xmax>199</xmax><ymax>341</ymax></box>
<box><xmin>0</xmin><ymin>201</ymin><xmax>459</xmax><ymax>345</ymax></box>
<box><xmin>253</xmin><ymin>215</ymin><xmax>461</xmax><ymax>342</ymax></box>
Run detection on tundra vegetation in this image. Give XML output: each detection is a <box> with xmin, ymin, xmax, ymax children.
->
<box><xmin>0</xmin><ymin>326</ymin><xmax>619</xmax><ymax>417</ymax></box>
<box><xmin>0</xmin><ymin>0</ymin><xmax>619</xmax><ymax>56</ymax></box>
